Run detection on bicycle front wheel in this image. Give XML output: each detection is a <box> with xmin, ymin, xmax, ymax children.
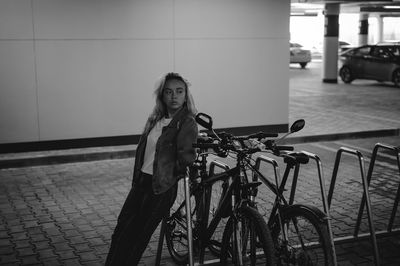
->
<box><xmin>270</xmin><ymin>205</ymin><xmax>335</xmax><ymax>266</ymax></box>
<box><xmin>165</xmin><ymin>180</ymin><xmax>198</xmax><ymax>265</ymax></box>
<box><xmin>220</xmin><ymin>205</ymin><xmax>276</xmax><ymax>265</ymax></box>
<box><xmin>165</xmin><ymin>177</ymin><xmax>228</xmax><ymax>264</ymax></box>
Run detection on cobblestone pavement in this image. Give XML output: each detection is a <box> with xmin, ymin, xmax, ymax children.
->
<box><xmin>1</xmin><ymin>61</ymin><xmax>400</xmax><ymax>265</ymax></box>
<box><xmin>1</xmin><ymin>136</ymin><xmax>400</xmax><ymax>265</ymax></box>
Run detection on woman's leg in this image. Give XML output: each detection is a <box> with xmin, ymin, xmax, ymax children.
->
<box><xmin>105</xmin><ymin>173</ymin><xmax>177</xmax><ymax>265</ymax></box>
<box><xmin>126</xmin><ymin>182</ymin><xmax>177</xmax><ymax>265</ymax></box>
<box><xmin>105</xmin><ymin>171</ymin><xmax>152</xmax><ymax>265</ymax></box>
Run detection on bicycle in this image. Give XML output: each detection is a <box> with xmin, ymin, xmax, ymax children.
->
<box><xmin>231</xmin><ymin>119</ymin><xmax>337</xmax><ymax>265</ymax></box>
<box><xmin>165</xmin><ymin>113</ymin><xmax>277</xmax><ymax>265</ymax></box>
<box><xmin>166</xmin><ymin>133</ymin><xmax>230</xmax><ymax>263</ymax></box>
<box><xmin>190</xmin><ymin>113</ymin><xmax>336</xmax><ymax>265</ymax></box>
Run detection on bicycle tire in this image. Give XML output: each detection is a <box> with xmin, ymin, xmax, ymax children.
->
<box><xmin>165</xmin><ymin>194</ymin><xmax>195</xmax><ymax>265</ymax></box>
<box><xmin>207</xmin><ymin>178</ymin><xmax>230</xmax><ymax>256</ymax></box>
<box><xmin>220</xmin><ymin>205</ymin><xmax>276</xmax><ymax>265</ymax></box>
<box><xmin>270</xmin><ymin>204</ymin><xmax>335</xmax><ymax>266</ymax></box>
<box><xmin>165</xmin><ymin>178</ymin><xmax>228</xmax><ymax>264</ymax></box>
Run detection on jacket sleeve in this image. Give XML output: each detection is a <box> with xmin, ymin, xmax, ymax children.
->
<box><xmin>176</xmin><ymin>115</ymin><xmax>198</xmax><ymax>174</ymax></box>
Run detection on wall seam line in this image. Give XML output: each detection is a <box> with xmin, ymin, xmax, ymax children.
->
<box><xmin>173</xmin><ymin>0</ymin><xmax>176</xmax><ymax>71</ymax></box>
<box><xmin>31</xmin><ymin>0</ymin><xmax>41</xmax><ymax>141</ymax></box>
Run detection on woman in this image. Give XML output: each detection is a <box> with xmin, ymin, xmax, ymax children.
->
<box><xmin>105</xmin><ymin>72</ymin><xmax>198</xmax><ymax>265</ymax></box>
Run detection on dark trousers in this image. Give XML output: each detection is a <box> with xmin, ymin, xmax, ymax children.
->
<box><xmin>105</xmin><ymin>172</ymin><xmax>177</xmax><ymax>265</ymax></box>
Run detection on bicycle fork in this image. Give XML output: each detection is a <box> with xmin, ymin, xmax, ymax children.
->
<box><xmin>235</xmin><ymin>173</ymin><xmax>263</xmax><ymax>265</ymax></box>
<box><xmin>231</xmin><ymin>178</ymin><xmax>245</xmax><ymax>266</ymax></box>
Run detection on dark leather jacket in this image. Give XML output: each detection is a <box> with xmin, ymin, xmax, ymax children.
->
<box><xmin>132</xmin><ymin>107</ymin><xmax>198</xmax><ymax>194</ymax></box>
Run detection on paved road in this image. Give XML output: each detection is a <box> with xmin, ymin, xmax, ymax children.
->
<box><xmin>1</xmin><ymin>61</ymin><xmax>399</xmax><ymax>265</ymax></box>
<box><xmin>289</xmin><ymin>61</ymin><xmax>400</xmax><ymax>137</ymax></box>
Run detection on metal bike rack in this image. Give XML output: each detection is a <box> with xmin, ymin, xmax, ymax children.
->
<box><xmin>185</xmin><ymin>172</ymin><xmax>195</xmax><ymax>266</ymax></box>
<box><xmin>198</xmin><ymin>160</ymin><xmax>230</xmax><ymax>265</ymax></box>
<box><xmin>155</xmin><ymin>161</ymin><xmax>230</xmax><ymax>266</ymax></box>
<box><xmin>327</xmin><ymin>147</ymin><xmax>380</xmax><ymax>266</ymax></box>
<box><xmin>301</xmin><ymin>151</ymin><xmax>337</xmax><ymax>266</ymax></box>
<box><xmin>354</xmin><ymin>143</ymin><xmax>400</xmax><ymax>236</ymax></box>
<box><xmin>254</xmin><ymin>152</ymin><xmax>337</xmax><ymax>266</ymax></box>
<box><xmin>209</xmin><ymin>160</ymin><xmax>230</xmax><ymax>176</ymax></box>
<box><xmin>253</xmin><ymin>155</ymin><xmax>281</xmax><ymax>193</ymax></box>
<box><xmin>254</xmin><ymin>153</ymin><xmax>332</xmax><ymax>215</ymax></box>
<box><xmin>155</xmin><ymin>219</ymin><xmax>166</xmax><ymax>265</ymax></box>
<box><xmin>155</xmin><ymin>169</ymin><xmax>194</xmax><ymax>266</ymax></box>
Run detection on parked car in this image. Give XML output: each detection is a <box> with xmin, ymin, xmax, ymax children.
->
<box><xmin>339</xmin><ymin>41</ymin><xmax>353</xmax><ymax>52</ymax></box>
<box><xmin>339</xmin><ymin>44</ymin><xmax>400</xmax><ymax>87</ymax></box>
<box><xmin>290</xmin><ymin>42</ymin><xmax>311</xmax><ymax>68</ymax></box>
<box><xmin>377</xmin><ymin>40</ymin><xmax>400</xmax><ymax>45</ymax></box>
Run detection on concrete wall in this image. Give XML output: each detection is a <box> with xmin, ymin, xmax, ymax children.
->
<box><xmin>0</xmin><ymin>0</ymin><xmax>290</xmax><ymax>144</ymax></box>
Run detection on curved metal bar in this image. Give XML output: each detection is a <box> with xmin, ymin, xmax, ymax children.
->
<box><xmin>156</xmin><ymin>169</ymin><xmax>197</xmax><ymax>266</ymax></box>
<box><xmin>328</xmin><ymin>147</ymin><xmax>380</xmax><ymax>266</ymax></box>
<box><xmin>356</xmin><ymin>143</ymin><xmax>400</xmax><ymax>233</ymax></box>
<box><xmin>301</xmin><ymin>151</ymin><xmax>330</xmax><ymax>214</ymax></box>
<box><xmin>301</xmin><ymin>150</ymin><xmax>337</xmax><ymax>266</ymax></box>
<box><xmin>155</xmin><ymin>218</ymin><xmax>166</xmax><ymax>265</ymax></box>
<box><xmin>209</xmin><ymin>160</ymin><xmax>230</xmax><ymax>175</ymax></box>
<box><xmin>184</xmin><ymin>173</ymin><xmax>194</xmax><ymax>266</ymax></box>
<box><xmin>255</xmin><ymin>152</ymin><xmax>338</xmax><ymax>265</ymax></box>
<box><xmin>390</xmin><ymin>151</ymin><xmax>400</xmax><ymax>231</ymax></box>
<box><xmin>253</xmin><ymin>155</ymin><xmax>281</xmax><ymax>194</ymax></box>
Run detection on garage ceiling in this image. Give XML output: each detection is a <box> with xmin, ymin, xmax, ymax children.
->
<box><xmin>291</xmin><ymin>0</ymin><xmax>400</xmax><ymax>15</ymax></box>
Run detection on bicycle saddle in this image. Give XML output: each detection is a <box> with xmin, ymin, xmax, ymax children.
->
<box><xmin>283</xmin><ymin>152</ymin><xmax>309</xmax><ymax>165</ymax></box>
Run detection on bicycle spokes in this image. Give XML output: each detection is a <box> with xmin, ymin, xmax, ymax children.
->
<box><xmin>276</xmin><ymin>214</ymin><xmax>327</xmax><ymax>265</ymax></box>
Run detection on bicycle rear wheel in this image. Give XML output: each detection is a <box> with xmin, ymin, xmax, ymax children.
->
<box><xmin>220</xmin><ymin>205</ymin><xmax>276</xmax><ymax>265</ymax></box>
<box><xmin>270</xmin><ymin>205</ymin><xmax>335</xmax><ymax>266</ymax></box>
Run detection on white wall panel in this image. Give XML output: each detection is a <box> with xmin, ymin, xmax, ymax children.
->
<box><xmin>33</xmin><ymin>0</ymin><xmax>174</xmax><ymax>39</ymax></box>
<box><xmin>176</xmin><ymin>38</ymin><xmax>288</xmax><ymax>128</ymax></box>
<box><xmin>0</xmin><ymin>0</ymin><xmax>33</xmax><ymax>39</ymax></box>
<box><xmin>0</xmin><ymin>0</ymin><xmax>290</xmax><ymax>144</ymax></box>
<box><xmin>175</xmin><ymin>0</ymin><xmax>290</xmax><ymax>129</ymax></box>
<box><xmin>0</xmin><ymin>41</ymin><xmax>38</xmax><ymax>142</ymax></box>
<box><xmin>175</xmin><ymin>0</ymin><xmax>289</xmax><ymax>39</ymax></box>
<box><xmin>35</xmin><ymin>40</ymin><xmax>174</xmax><ymax>140</ymax></box>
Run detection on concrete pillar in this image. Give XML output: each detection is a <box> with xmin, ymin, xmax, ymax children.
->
<box><xmin>376</xmin><ymin>15</ymin><xmax>383</xmax><ymax>43</ymax></box>
<box><xmin>358</xmin><ymin>13</ymin><xmax>369</xmax><ymax>46</ymax></box>
<box><xmin>322</xmin><ymin>3</ymin><xmax>340</xmax><ymax>83</ymax></box>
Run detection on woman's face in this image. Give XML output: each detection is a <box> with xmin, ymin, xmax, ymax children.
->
<box><xmin>162</xmin><ymin>79</ymin><xmax>187</xmax><ymax>117</ymax></box>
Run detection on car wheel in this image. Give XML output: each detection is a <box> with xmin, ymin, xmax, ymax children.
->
<box><xmin>300</xmin><ymin>63</ymin><xmax>307</xmax><ymax>68</ymax></box>
<box><xmin>339</xmin><ymin>66</ymin><xmax>354</xmax><ymax>83</ymax></box>
<box><xmin>392</xmin><ymin>69</ymin><xmax>400</xmax><ymax>88</ymax></box>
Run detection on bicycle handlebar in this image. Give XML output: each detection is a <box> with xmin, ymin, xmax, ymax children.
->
<box><xmin>193</xmin><ymin>112</ymin><xmax>304</xmax><ymax>157</ymax></box>
<box><xmin>192</xmin><ymin>142</ymin><xmax>221</xmax><ymax>150</ymax></box>
<box><xmin>274</xmin><ymin>145</ymin><xmax>294</xmax><ymax>151</ymax></box>
<box><xmin>241</xmin><ymin>131</ymin><xmax>278</xmax><ymax>140</ymax></box>
<box><xmin>193</xmin><ymin>133</ymin><xmax>294</xmax><ymax>156</ymax></box>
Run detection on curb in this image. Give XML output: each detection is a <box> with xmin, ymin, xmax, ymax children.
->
<box><xmin>1</xmin><ymin>129</ymin><xmax>398</xmax><ymax>169</ymax></box>
<box><xmin>281</xmin><ymin>128</ymin><xmax>400</xmax><ymax>144</ymax></box>
<box><xmin>0</xmin><ymin>150</ymin><xmax>136</xmax><ymax>169</ymax></box>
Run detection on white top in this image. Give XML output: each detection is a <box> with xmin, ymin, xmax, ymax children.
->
<box><xmin>141</xmin><ymin>117</ymin><xmax>172</xmax><ymax>175</ymax></box>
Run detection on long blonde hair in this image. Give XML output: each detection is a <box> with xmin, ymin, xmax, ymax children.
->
<box><xmin>143</xmin><ymin>72</ymin><xmax>197</xmax><ymax>134</ymax></box>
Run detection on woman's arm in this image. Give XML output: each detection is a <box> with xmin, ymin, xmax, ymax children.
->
<box><xmin>176</xmin><ymin>116</ymin><xmax>198</xmax><ymax>173</ymax></box>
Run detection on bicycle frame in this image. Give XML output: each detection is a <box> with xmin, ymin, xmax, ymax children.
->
<box><xmin>184</xmin><ymin>113</ymin><xmax>336</xmax><ymax>265</ymax></box>
<box><xmin>170</xmin><ymin>154</ymin><xmax>263</xmax><ymax>264</ymax></box>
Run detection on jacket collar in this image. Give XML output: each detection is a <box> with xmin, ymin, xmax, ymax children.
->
<box><xmin>165</xmin><ymin>106</ymin><xmax>189</xmax><ymax>128</ymax></box>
